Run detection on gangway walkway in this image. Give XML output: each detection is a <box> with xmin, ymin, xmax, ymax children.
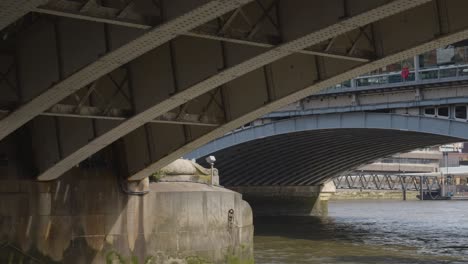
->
<box><xmin>333</xmin><ymin>174</ymin><xmax>441</xmax><ymax>191</ymax></box>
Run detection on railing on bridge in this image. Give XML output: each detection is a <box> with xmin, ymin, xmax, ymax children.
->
<box><xmin>333</xmin><ymin>174</ymin><xmax>441</xmax><ymax>192</ymax></box>
<box><xmin>257</xmin><ymin>61</ymin><xmax>468</xmax><ymax>123</ymax></box>
<box><xmin>328</xmin><ymin>63</ymin><xmax>468</xmax><ymax>93</ymax></box>
<box><xmin>333</xmin><ymin>174</ymin><xmax>468</xmax><ymax>200</ymax></box>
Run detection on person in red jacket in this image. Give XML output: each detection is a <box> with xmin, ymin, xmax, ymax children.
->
<box><xmin>401</xmin><ymin>65</ymin><xmax>410</xmax><ymax>81</ymax></box>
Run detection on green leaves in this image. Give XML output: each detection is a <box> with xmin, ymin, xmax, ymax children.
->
<box><xmin>106</xmin><ymin>251</ymin><xmax>155</xmax><ymax>264</ymax></box>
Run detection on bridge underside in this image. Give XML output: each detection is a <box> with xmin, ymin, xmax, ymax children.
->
<box><xmin>197</xmin><ymin>128</ymin><xmax>459</xmax><ymax>186</ymax></box>
<box><xmin>4</xmin><ymin>0</ymin><xmax>468</xmax><ymax>182</ymax></box>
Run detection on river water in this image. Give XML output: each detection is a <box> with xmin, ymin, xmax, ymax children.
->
<box><xmin>254</xmin><ymin>200</ymin><xmax>468</xmax><ymax>264</ymax></box>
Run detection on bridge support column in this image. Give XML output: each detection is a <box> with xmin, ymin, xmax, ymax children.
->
<box><xmin>0</xmin><ymin>169</ymin><xmax>253</xmax><ymax>264</ymax></box>
<box><xmin>231</xmin><ymin>184</ymin><xmax>335</xmax><ymax>217</ymax></box>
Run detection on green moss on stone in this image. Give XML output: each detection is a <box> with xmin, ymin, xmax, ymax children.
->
<box><xmin>150</xmin><ymin>171</ymin><xmax>165</xmax><ymax>182</ymax></box>
<box><xmin>185</xmin><ymin>256</ymin><xmax>212</xmax><ymax>264</ymax></box>
<box><xmin>106</xmin><ymin>251</ymin><xmax>155</xmax><ymax>264</ymax></box>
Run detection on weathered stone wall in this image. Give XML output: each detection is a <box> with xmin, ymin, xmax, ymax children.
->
<box><xmin>0</xmin><ymin>168</ymin><xmax>254</xmax><ymax>263</ymax></box>
<box><xmin>230</xmin><ymin>186</ymin><xmax>329</xmax><ymax>217</ymax></box>
<box><xmin>330</xmin><ymin>189</ymin><xmax>419</xmax><ymax>200</ymax></box>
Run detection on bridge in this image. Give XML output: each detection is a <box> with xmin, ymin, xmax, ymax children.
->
<box><xmin>333</xmin><ymin>174</ymin><xmax>441</xmax><ymax>192</ymax></box>
<box><xmin>267</xmin><ymin>61</ymin><xmax>468</xmax><ymax>119</ymax></box>
<box><xmin>3</xmin><ymin>0</ymin><xmax>468</xmax><ymax>262</ymax></box>
<box><xmin>187</xmin><ymin>112</ymin><xmax>468</xmax><ymax>185</ymax></box>
<box><xmin>2</xmin><ymin>0</ymin><xmax>468</xmax><ymax>183</ymax></box>
<box><xmin>183</xmin><ymin>54</ymin><xmax>468</xmax><ymax>187</ymax></box>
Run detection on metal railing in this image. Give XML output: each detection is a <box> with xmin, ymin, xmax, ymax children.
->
<box><xmin>245</xmin><ymin>62</ymin><xmax>468</xmax><ymax>130</ymax></box>
<box><xmin>446</xmin><ymin>184</ymin><xmax>468</xmax><ymax>199</ymax></box>
<box><xmin>324</xmin><ymin>63</ymin><xmax>468</xmax><ymax>93</ymax></box>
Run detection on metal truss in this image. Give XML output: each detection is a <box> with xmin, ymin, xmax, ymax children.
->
<box><xmin>34</xmin><ymin>0</ymin><xmax>370</xmax><ymax>62</ymax></box>
<box><xmin>34</xmin><ymin>0</ymin><xmax>161</xmax><ymax>29</ymax></box>
<box><xmin>140</xmin><ymin>27</ymin><xmax>468</xmax><ymax>184</ymax></box>
<box><xmin>215</xmin><ymin>0</ymin><xmax>281</xmax><ymax>40</ymax></box>
<box><xmin>30</xmin><ymin>0</ymin><xmax>425</xmax><ymax>182</ymax></box>
<box><xmin>0</xmin><ymin>63</ymin><xmax>220</xmax><ymax>127</ymax></box>
<box><xmin>323</xmin><ymin>24</ymin><xmax>376</xmax><ymax>59</ymax></box>
<box><xmin>4</xmin><ymin>0</ymin><xmax>442</xmax><ymax>183</ymax></box>
<box><xmin>0</xmin><ymin>104</ymin><xmax>220</xmax><ymax>127</ymax></box>
<box><xmin>21</xmin><ymin>0</ymin><xmax>468</xmax><ymax>185</ymax></box>
<box><xmin>333</xmin><ymin>174</ymin><xmax>442</xmax><ymax>192</ymax></box>
<box><xmin>76</xmin><ymin>68</ymin><xmax>132</xmax><ymax>115</ymax></box>
<box><xmin>0</xmin><ymin>0</ymin><xmax>252</xmax><ymax>143</ymax></box>
<box><xmin>0</xmin><ymin>58</ymin><xmax>220</xmax><ymax>127</ymax></box>
<box><xmin>127</xmin><ymin>0</ymin><xmax>434</xmax><ymax>181</ymax></box>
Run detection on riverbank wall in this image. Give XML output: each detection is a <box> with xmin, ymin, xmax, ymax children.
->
<box><xmin>330</xmin><ymin>189</ymin><xmax>419</xmax><ymax>200</ymax></box>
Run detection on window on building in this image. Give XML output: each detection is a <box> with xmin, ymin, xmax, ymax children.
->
<box><xmin>424</xmin><ymin>107</ymin><xmax>436</xmax><ymax>116</ymax></box>
<box><xmin>455</xmin><ymin>105</ymin><xmax>467</xmax><ymax>119</ymax></box>
<box><xmin>437</xmin><ymin>106</ymin><xmax>449</xmax><ymax>118</ymax></box>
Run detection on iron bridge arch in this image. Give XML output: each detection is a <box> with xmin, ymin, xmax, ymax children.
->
<box><xmin>186</xmin><ymin>112</ymin><xmax>468</xmax><ymax>186</ymax></box>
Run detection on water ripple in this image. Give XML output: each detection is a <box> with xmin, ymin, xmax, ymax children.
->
<box><xmin>255</xmin><ymin>201</ymin><xmax>468</xmax><ymax>264</ymax></box>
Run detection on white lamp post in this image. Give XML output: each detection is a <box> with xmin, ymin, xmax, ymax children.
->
<box><xmin>205</xmin><ymin>156</ymin><xmax>216</xmax><ymax>186</ymax></box>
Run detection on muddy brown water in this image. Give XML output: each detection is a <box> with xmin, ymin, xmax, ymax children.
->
<box><xmin>254</xmin><ymin>200</ymin><xmax>468</xmax><ymax>264</ymax></box>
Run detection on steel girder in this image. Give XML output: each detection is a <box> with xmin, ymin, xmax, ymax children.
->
<box><xmin>0</xmin><ymin>0</ymin><xmax>252</xmax><ymax>142</ymax></box>
<box><xmin>5</xmin><ymin>1</ymin><xmax>468</xmax><ymax>183</ymax></box>
<box><xmin>0</xmin><ymin>104</ymin><xmax>220</xmax><ymax>126</ymax></box>
<box><xmin>127</xmin><ymin>0</ymin><xmax>468</xmax><ymax>181</ymax></box>
<box><xmin>29</xmin><ymin>0</ymin><xmax>432</xmax><ymax>181</ymax></box>
<box><xmin>34</xmin><ymin>0</ymin><xmax>371</xmax><ymax>62</ymax></box>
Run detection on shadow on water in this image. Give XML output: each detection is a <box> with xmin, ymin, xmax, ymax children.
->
<box><xmin>254</xmin><ymin>216</ymin><xmax>366</xmax><ymax>242</ymax></box>
<box><xmin>331</xmin><ymin>256</ymin><xmax>463</xmax><ymax>264</ymax></box>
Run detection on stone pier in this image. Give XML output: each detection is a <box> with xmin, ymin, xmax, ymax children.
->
<box><xmin>0</xmin><ymin>164</ymin><xmax>253</xmax><ymax>263</ymax></box>
<box><xmin>230</xmin><ymin>183</ymin><xmax>336</xmax><ymax>217</ymax></box>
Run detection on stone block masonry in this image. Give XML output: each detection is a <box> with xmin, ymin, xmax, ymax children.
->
<box><xmin>0</xmin><ymin>168</ymin><xmax>253</xmax><ymax>264</ymax></box>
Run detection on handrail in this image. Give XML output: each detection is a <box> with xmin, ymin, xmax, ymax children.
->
<box><xmin>323</xmin><ymin>65</ymin><xmax>468</xmax><ymax>93</ymax></box>
<box><xmin>263</xmin><ymin>60</ymin><xmax>468</xmax><ymax>126</ymax></box>
<box><xmin>355</xmin><ymin>63</ymin><xmax>468</xmax><ymax>80</ymax></box>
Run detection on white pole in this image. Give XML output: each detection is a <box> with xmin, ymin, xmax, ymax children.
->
<box><xmin>414</xmin><ymin>55</ymin><xmax>420</xmax><ymax>82</ymax></box>
<box><xmin>210</xmin><ymin>163</ymin><xmax>214</xmax><ymax>186</ymax></box>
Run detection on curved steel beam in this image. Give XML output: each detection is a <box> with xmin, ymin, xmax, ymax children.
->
<box><xmin>182</xmin><ymin>113</ymin><xmax>460</xmax><ymax>186</ymax></box>
<box><xmin>211</xmin><ymin>131</ymin><xmax>443</xmax><ymax>182</ymax></box>
<box><xmin>187</xmin><ymin>113</ymin><xmax>468</xmax><ymax>161</ymax></box>
<box><xmin>255</xmin><ymin>136</ymin><xmax>427</xmax><ymax>186</ymax></box>
<box><xmin>201</xmin><ymin>127</ymin><xmax>455</xmax><ymax>186</ymax></box>
<box><xmin>0</xmin><ymin>0</ymin><xmax>251</xmax><ymax>142</ymax></box>
<box><xmin>253</xmin><ymin>141</ymin><xmax>439</xmax><ymax>186</ymax></box>
<box><xmin>291</xmin><ymin>138</ymin><xmax>448</xmax><ymax>186</ymax></box>
<box><xmin>129</xmin><ymin>23</ymin><xmax>468</xmax><ymax>181</ymax></box>
<box><xmin>35</xmin><ymin>0</ymin><xmax>431</xmax><ymax>181</ymax></box>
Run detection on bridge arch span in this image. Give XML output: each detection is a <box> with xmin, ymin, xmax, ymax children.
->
<box><xmin>186</xmin><ymin>112</ymin><xmax>468</xmax><ymax>186</ymax></box>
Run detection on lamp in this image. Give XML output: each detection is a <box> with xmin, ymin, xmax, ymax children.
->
<box><xmin>205</xmin><ymin>156</ymin><xmax>216</xmax><ymax>186</ymax></box>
